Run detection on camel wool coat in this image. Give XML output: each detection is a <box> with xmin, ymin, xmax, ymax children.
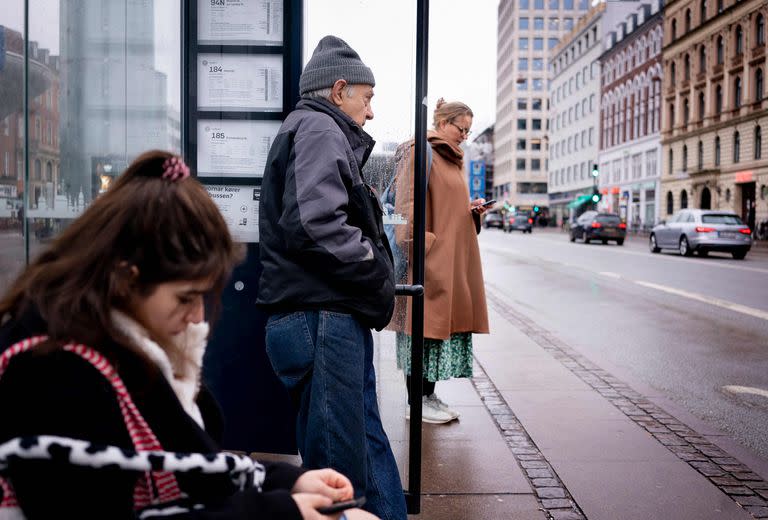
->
<box><xmin>392</xmin><ymin>131</ymin><xmax>490</xmax><ymax>340</ymax></box>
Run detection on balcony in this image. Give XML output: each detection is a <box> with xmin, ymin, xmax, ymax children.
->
<box><xmin>712</xmin><ymin>63</ymin><xmax>723</xmax><ymax>78</ymax></box>
<box><xmin>730</xmin><ymin>54</ymin><xmax>744</xmax><ymax>70</ymax></box>
<box><xmin>695</xmin><ymin>73</ymin><xmax>707</xmax><ymax>85</ymax></box>
<box><xmin>750</xmin><ymin>45</ymin><xmax>766</xmax><ymax>62</ymax></box>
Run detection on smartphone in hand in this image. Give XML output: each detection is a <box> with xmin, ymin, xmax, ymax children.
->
<box><xmin>480</xmin><ymin>199</ymin><xmax>497</xmax><ymax>208</ymax></box>
<box><xmin>316</xmin><ymin>496</ymin><xmax>367</xmax><ymax>515</ymax></box>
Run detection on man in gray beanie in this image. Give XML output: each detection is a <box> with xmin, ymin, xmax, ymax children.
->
<box><xmin>258</xmin><ymin>36</ymin><xmax>406</xmax><ymax>520</ymax></box>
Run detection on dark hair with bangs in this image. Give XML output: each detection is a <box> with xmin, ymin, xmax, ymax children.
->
<box><xmin>0</xmin><ymin>150</ymin><xmax>243</xmax><ymax>366</ymax></box>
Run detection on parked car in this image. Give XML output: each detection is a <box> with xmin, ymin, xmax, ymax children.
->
<box><xmin>570</xmin><ymin>211</ymin><xmax>626</xmax><ymax>245</ymax></box>
<box><xmin>506</xmin><ymin>214</ymin><xmax>533</xmax><ymax>233</ymax></box>
<box><xmin>483</xmin><ymin>212</ymin><xmax>504</xmax><ymax>229</ymax></box>
<box><xmin>649</xmin><ymin>209</ymin><xmax>752</xmax><ymax>259</ymax></box>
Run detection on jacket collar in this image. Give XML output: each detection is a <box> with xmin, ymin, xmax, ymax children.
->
<box><xmin>427</xmin><ymin>130</ymin><xmax>464</xmax><ymax>167</ymax></box>
<box><xmin>296</xmin><ymin>98</ymin><xmax>376</xmax><ymax>170</ymax></box>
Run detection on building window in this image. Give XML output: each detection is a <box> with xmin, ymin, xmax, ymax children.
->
<box><xmin>532</xmin><ymin>98</ymin><xmax>542</xmax><ymax>110</ymax></box>
<box><xmin>519</xmin><ymin>38</ymin><xmax>529</xmax><ymax>50</ymax></box>
<box><xmin>533</xmin><ymin>58</ymin><xmax>543</xmax><ymax>70</ymax></box>
<box><xmin>517</xmin><ymin>159</ymin><xmax>527</xmax><ymax>170</ymax></box>
<box><xmin>700</xmin><ymin>0</ymin><xmax>707</xmax><ymax>23</ymax></box>
<box><xmin>699</xmin><ymin>46</ymin><xmax>706</xmax><ymax>72</ymax></box>
<box><xmin>34</xmin><ymin>159</ymin><xmax>42</xmax><ymax>180</ymax></box>
<box><xmin>698</xmin><ymin>140</ymin><xmax>704</xmax><ymax>169</ymax></box>
<box><xmin>681</xmin><ymin>190</ymin><xmax>688</xmax><ymax>209</ymax></box>
<box><xmin>533</xmin><ymin>78</ymin><xmax>543</xmax><ymax>91</ymax></box>
<box><xmin>755</xmin><ymin>126</ymin><xmax>762</xmax><ymax>160</ymax></box>
<box><xmin>531</xmin><ymin>159</ymin><xmax>541</xmax><ymax>170</ymax></box>
<box><xmin>715</xmin><ymin>85</ymin><xmax>723</xmax><ymax>114</ymax></box>
<box><xmin>684</xmin><ymin>54</ymin><xmax>690</xmax><ymax>80</ymax></box>
<box><xmin>668</xmin><ymin>149</ymin><xmax>674</xmax><ymax>175</ymax></box>
<box><xmin>735</xmin><ymin>25</ymin><xmax>743</xmax><ymax>55</ymax></box>
<box><xmin>666</xmin><ymin>191</ymin><xmax>674</xmax><ymax>214</ymax></box>
<box><xmin>517</xmin><ymin>139</ymin><xmax>527</xmax><ymax>150</ymax></box>
<box><xmin>518</xmin><ymin>98</ymin><xmax>528</xmax><ymax>110</ymax></box>
<box><xmin>734</xmin><ymin>76</ymin><xmax>742</xmax><ymax>108</ymax></box>
<box><xmin>669</xmin><ymin>103</ymin><xmax>675</xmax><ymax>130</ymax></box>
<box><xmin>715</xmin><ymin>136</ymin><xmax>721</xmax><ymax>166</ymax></box>
<box><xmin>671</xmin><ymin>19</ymin><xmax>677</xmax><ymax>41</ymax></box>
<box><xmin>534</xmin><ymin>17</ymin><xmax>544</xmax><ymax>29</ymax></box>
<box><xmin>716</xmin><ymin>37</ymin><xmax>724</xmax><ymax>64</ymax></box>
<box><xmin>699</xmin><ymin>92</ymin><xmax>706</xmax><ymax>120</ymax></box>
<box><xmin>682</xmin><ymin>145</ymin><xmax>688</xmax><ymax>171</ymax></box>
<box><xmin>520</xmin><ymin>17</ymin><xmax>530</xmax><ymax>29</ymax></box>
<box><xmin>531</xmin><ymin>139</ymin><xmax>542</xmax><ymax>150</ymax></box>
<box><xmin>717</xmin><ymin>0</ymin><xmax>723</xmax><ymax>13</ymax></box>
<box><xmin>550</xmin><ymin>0</ymin><xmax>559</xmax><ymax>8</ymax></box>
<box><xmin>520</xmin><ymin>0</ymin><xmax>530</xmax><ymax>9</ymax></box>
<box><xmin>670</xmin><ymin>62</ymin><xmax>676</xmax><ymax>86</ymax></box>
<box><xmin>733</xmin><ymin>131</ymin><xmax>740</xmax><ymax>163</ymax></box>
<box><xmin>517</xmin><ymin>119</ymin><xmax>527</xmax><ymax>130</ymax></box>
<box><xmin>684</xmin><ymin>98</ymin><xmax>690</xmax><ymax>124</ymax></box>
<box><xmin>757</xmin><ymin>14</ymin><xmax>766</xmax><ymax>46</ymax></box>
<box><xmin>45</xmin><ymin>162</ymin><xmax>53</xmax><ymax>182</ymax></box>
<box><xmin>756</xmin><ymin>68</ymin><xmax>764</xmax><ymax>103</ymax></box>
<box><xmin>534</xmin><ymin>38</ymin><xmax>544</xmax><ymax>51</ymax></box>
<box><xmin>532</xmin><ymin>119</ymin><xmax>542</xmax><ymax>130</ymax></box>
<box><xmin>519</xmin><ymin>58</ymin><xmax>529</xmax><ymax>70</ymax></box>
<box><xmin>549</xmin><ymin>17</ymin><xmax>559</xmax><ymax>30</ymax></box>
<box><xmin>535</xmin><ymin>0</ymin><xmax>545</xmax><ymax>10</ymax></box>
<box><xmin>564</xmin><ymin>0</ymin><xmax>573</xmax><ymax>9</ymax></box>
<box><xmin>548</xmin><ymin>38</ymin><xmax>559</xmax><ymax>49</ymax></box>
<box><xmin>685</xmin><ymin>9</ymin><xmax>692</xmax><ymax>32</ymax></box>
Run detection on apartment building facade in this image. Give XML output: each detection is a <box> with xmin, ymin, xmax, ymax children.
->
<box><xmin>496</xmin><ymin>0</ymin><xmax>591</xmax><ymax>214</ymax></box>
<box><xmin>598</xmin><ymin>0</ymin><xmax>664</xmax><ymax>229</ymax></box>
<box><xmin>661</xmin><ymin>0</ymin><xmax>766</xmax><ymax>231</ymax></box>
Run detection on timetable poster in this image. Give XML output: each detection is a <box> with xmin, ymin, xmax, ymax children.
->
<box><xmin>198</xmin><ymin>54</ymin><xmax>283</xmax><ymax>111</ymax></box>
<box><xmin>205</xmin><ymin>185</ymin><xmax>260</xmax><ymax>243</ymax></box>
<box><xmin>198</xmin><ymin>0</ymin><xmax>283</xmax><ymax>45</ymax></box>
<box><xmin>197</xmin><ymin>119</ymin><xmax>281</xmax><ymax>178</ymax></box>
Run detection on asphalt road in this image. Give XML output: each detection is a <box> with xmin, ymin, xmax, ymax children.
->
<box><xmin>479</xmin><ymin>227</ymin><xmax>768</xmax><ymax>461</ymax></box>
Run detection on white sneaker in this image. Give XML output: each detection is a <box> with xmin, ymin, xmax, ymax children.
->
<box><xmin>405</xmin><ymin>397</ymin><xmax>455</xmax><ymax>424</ymax></box>
<box><xmin>427</xmin><ymin>394</ymin><xmax>460</xmax><ymax>420</ymax></box>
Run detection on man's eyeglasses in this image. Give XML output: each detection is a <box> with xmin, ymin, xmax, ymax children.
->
<box><xmin>450</xmin><ymin>121</ymin><xmax>472</xmax><ymax>137</ymax></box>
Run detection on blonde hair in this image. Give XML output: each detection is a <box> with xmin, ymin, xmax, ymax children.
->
<box><xmin>432</xmin><ymin>98</ymin><xmax>473</xmax><ymax>129</ymax></box>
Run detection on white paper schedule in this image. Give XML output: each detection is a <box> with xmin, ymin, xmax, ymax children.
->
<box><xmin>197</xmin><ymin>120</ymin><xmax>281</xmax><ymax>178</ymax></box>
<box><xmin>205</xmin><ymin>185</ymin><xmax>260</xmax><ymax>243</ymax></box>
<box><xmin>198</xmin><ymin>54</ymin><xmax>283</xmax><ymax>111</ymax></box>
<box><xmin>198</xmin><ymin>0</ymin><xmax>283</xmax><ymax>45</ymax></box>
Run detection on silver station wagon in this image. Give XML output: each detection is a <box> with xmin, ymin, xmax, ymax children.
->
<box><xmin>649</xmin><ymin>209</ymin><xmax>753</xmax><ymax>259</ymax></box>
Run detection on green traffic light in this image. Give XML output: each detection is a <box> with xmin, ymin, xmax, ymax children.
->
<box><xmin>591</xmin><ymin>194</ymin><xmax>600</xmax><ymax>203</ymax></box>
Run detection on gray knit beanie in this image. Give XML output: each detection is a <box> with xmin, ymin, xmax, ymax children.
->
<box><xmin>299</xmin><ymin>35</ymin><xmax>375</xmax><ymax>96</ymax></box>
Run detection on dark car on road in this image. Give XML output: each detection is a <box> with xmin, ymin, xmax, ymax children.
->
<box><xmin>483</xmin><ymin>212</ymin><xmax>504</xmax><ymax>229</ymax></box>
<box><xmin>649</xmin><ymin>209</ymin><xmax>752</xmax><ymax>259</ymax></box>
<box><xmin>570</xmin><ymin>211</ymin><xmax>626</xmax><ymax>245</ymax></box>
<box><xmin>506</xmin><ymin>214</ymin><xmax>533</xmax><ymax>233</ymax></box>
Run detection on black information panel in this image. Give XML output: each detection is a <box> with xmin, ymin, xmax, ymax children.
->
<box><xmin>183</xmin><ymin>0</ymin><xmax>303</xmax><ymax>453</ymax></box>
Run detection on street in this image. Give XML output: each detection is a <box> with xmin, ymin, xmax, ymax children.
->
<box><xmin>478</xmin><ymin>227</ymin><xmax>768</xmax><ymax>462</ymax></box>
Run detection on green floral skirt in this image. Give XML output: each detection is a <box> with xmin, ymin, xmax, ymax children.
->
<box><xmin>395</xmin><ymin>332</ymin><xmax>473</xmax><ymax>382</ymax></box>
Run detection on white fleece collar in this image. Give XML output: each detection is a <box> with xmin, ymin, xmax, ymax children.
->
<box><xmin>110</xmin><ymin>310</ymin><xmax>209</xmax><ymax>428</ymax></box>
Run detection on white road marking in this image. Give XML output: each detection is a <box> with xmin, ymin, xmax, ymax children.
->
<box><xmin>722</xmin><ymin>385</ymin><xmax>768</xmax><ymax>400</ymax></box>
<box><xmin>483</xmin><ymin>244</ymin><xmax>768</xmax><ymax>322</ymax></box>
<box><xmin>502</xmin><ymin>233</ymin><xmax>768</xmax><ymax>275</ymax></box>
<box><xmin>635</xmin><ymin>281</ymin><xmax>768</xmax><ymax>322</ymax></box>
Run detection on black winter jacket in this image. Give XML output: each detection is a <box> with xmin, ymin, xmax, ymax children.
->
<box><xmin>0</xmin><ymin>310</ymin><xmax>306</xmax><ymax>519</ymax></box>
<box><xmin>257</xmin><ymin>99</ymin><xmax>395</xmax><ymax>330</ymax></box>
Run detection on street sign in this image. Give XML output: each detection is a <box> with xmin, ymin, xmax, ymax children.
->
<box><xmin>469</xmin><ymin>160</ymin><xmax>486</xmax><ymax>200</ymax></box>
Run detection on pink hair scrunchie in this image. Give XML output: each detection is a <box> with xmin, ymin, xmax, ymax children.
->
<box><xmin>162</xmin><ymin>156</ymin><xmax>191</xmax><ymax>181</ymax></box>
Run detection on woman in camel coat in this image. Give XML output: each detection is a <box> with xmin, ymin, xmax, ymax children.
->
<box><xmin>393</xmin><ymin>99</ymin><xmax>491</xmax><ymax>424</ymax></box>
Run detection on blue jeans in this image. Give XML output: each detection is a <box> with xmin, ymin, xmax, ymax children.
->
<box><xmin>265</xmin><ymin>310</ymin><xmax>407</xmax><ymax>520</ymax></box>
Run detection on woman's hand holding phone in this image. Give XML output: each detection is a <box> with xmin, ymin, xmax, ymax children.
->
<box><xmin>470</xmin><ymin>198</ymin><xmax>496</xmax><ymax>215</ymax></box>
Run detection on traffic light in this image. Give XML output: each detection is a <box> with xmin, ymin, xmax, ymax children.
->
<box><xmin>591</xmin><ymin>164</ymin><xmax>599</xmax><ymax>178</ymax></box>
<box><xmin>533</xmin><ymin>205</ymin><xmax>540</xmax><ymax>213</ymax></box>
<box><xmin>591</xmin><ymin>187</ymin><xmax>601</xmax><ymax>203</ymax></box>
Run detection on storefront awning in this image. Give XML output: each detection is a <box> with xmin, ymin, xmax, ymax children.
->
<box><xmin>567</xmin><ymin>194</ymin><xmax>592</xmax><ymax>209</ymax></box>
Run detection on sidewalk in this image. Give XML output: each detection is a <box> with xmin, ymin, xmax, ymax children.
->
<box><xmin>375</xmin><ymin>290</ymin><xmax>768</xmax><ymax>519</ymax></box>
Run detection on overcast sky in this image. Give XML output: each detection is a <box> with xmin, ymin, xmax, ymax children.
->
<box><xmin>4</xmin><ymin>0</ymin><xmax>498</xmax><ymax>146</ymax></box>
<box><xmin>305</xmin><ymin>0</ymin><xmax>498</xmax><ymax>146</ymax></box>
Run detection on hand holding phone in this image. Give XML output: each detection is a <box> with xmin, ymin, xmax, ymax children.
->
<box><xmin>316</xmin><ymin>496</ymin><xmax>367</xmax><ymax>515</ymax></box>
<box><xmin>480</xmin><ymin>199</ymin><xmax>497</xmax><ymax>208</ymax></box>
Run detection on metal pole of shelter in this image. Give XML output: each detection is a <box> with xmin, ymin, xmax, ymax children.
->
<box><xmin>402</xmin><ymin>0</ymin><xmax>429</xmax><ymax>513</ymax></box>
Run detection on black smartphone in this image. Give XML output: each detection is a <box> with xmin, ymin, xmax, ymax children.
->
<box><xmin>480</xmin><ymin>199</ymin><xmax>497</xmax><ymax>207</ymax></box>
<box><xmin>316</xmin><ymin>496</ymin><xmax>367</xmax><ymax>515</ymax></box>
